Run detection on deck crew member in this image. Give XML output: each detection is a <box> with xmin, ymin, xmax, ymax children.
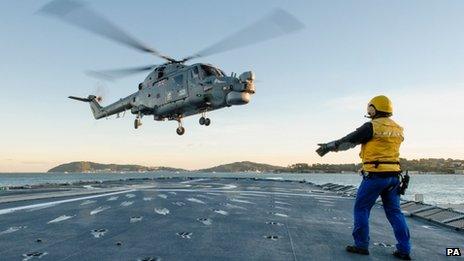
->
<box><xmin>316</xmin><ymin>95</ymin><xmax>411</xmax><ymax>260</ymax></box>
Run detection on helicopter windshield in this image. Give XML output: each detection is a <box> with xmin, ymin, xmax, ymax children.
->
<box><xmin>200</xmin><ymin>65</ymin><xmax>225</xmax><ymax>77</ymax></box>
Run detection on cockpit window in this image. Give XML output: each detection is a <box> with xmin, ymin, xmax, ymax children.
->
<box><xmin>191</xmin><ymin>66</ymin><xmax>199</xmax><ymax>79</ymax></box>
<box><xmin>217</xmin><ymin>68</ymin><xmax>225</xmax><ymax>76</ymax></box>
<box><xmin>200</xmin><ymin>65</ymin><xmax>224</xmax><ymax>77</ymax></box>
<box><xmin>156</xmin><ymin>67</ymin><xmax>165</xmax><ymax>79</ymax></box>
<box><xmin>174</xmin><ymin>74</ymin><xmax>183</xmax><ymax>86</ymax></box>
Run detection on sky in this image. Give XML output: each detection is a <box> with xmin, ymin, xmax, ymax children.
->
<box><xmin>1</xmin><ymin>0</ymin><xmax>463</xmax><ymax>172</ymax></box>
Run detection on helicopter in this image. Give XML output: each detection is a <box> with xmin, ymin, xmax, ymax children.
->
<box><xmin>40</xmin><ymin>0</ymin><xmax>304</xmax><ymax>135</ymax></box>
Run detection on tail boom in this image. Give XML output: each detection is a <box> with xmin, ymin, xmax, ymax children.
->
<box><xmin>69</xmin><ymin>95</ymin><xmax>132</xmax><ymax>119</ymax></box>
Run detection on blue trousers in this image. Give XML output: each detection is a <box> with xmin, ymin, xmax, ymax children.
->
<box><xmin>352</xmin><ymin>175</ymin><xmax>411</xmax><ymax>254</ymax></box>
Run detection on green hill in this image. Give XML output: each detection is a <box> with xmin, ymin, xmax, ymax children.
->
<box><xmin>280</xmin><ymin>158</ymin><xmax>464</xmax><ymax>174</ymax></box>
<box><xmin>47</xmin><ymin>158</ymin><xmax>464</xmax><ymax>174</ymax></box>
<box><xmin>199</xmin><ymin>161</ymin><xmax>283</xmax><ymax>173</ymax></box>
<box><xmin>47</xmin><ymin>161</ymin><xmax>185</xmax><ymax>173</ymax></box>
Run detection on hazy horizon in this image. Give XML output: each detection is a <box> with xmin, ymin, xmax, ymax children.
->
<box><xmin>1</xmin><ymin>156</ymin><xmax>463</xmax><ymax>174</ymax></box>
<box><xmin>1</xmin><ymin>0</ymin><xmax>464</xmax><ymax>172</ymax></box>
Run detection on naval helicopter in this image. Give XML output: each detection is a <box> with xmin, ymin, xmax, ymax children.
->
<box><xmin>40</xmin><ymin>0</ymin><xmax>304</xmax><ymax>135</ymax></box>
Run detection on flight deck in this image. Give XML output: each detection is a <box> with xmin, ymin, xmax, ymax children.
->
<box><xmin>0</xmin><ymin>177</ymin><xmax>462</xmax><ymax>260</ymax></box>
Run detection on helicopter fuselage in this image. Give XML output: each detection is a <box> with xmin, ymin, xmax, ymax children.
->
<box><xmin>87</xmin><ymin>63</ymin><xmax>255</xmax><ymax>129</ymax></box>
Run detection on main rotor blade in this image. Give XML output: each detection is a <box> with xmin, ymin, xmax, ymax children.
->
<box><xmin>86</xmin><ymin>65</ymin><xmax>156</xmax><ymax>81</ymax></box>
<box><xmin>39</xmin><ymin>0</ymin><xmax>175</xmax><ymax>62</ymax></box>
<box><xmin>182</xmin><ymin>8</ymin><xmax>305</xmax><ymax>62</ymax></box>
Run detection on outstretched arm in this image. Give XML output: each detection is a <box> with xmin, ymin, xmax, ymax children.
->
<box><xmin>316</xmin><ymin>122</ymin><xmax>373</xmax><ymax>157</ymax></box>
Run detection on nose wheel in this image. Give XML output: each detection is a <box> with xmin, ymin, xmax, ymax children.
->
<box><xmin>176</xmin><ymin>126</ymin><xmax>185</xmax><ymax>135</ymax></box>
<box><xmin>134</xmin><ymin>116</ymin><xmax>142</xmax><ymax>129</ymax></box>
<box><xmin>176</xmin><ymin>117</ymin><xmax>185</xmax><ymax>135</ymax></box>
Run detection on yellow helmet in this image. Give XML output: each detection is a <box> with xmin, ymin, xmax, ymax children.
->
<box><xmin>368</xmin><ymin>95</ymin><xmax>393</xmax><ymax>114</ymax></box>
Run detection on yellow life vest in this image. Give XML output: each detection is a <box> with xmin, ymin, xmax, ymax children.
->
<box><xmin>360</xmin><ymin>117</ymin><xmax>404</xmax><ymax>172</ymax></box>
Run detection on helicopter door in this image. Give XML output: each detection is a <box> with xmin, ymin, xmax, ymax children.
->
<box><xmin>170</xmin><ymin>72</ymin><xmax>187</xmax><ymax>101</ymax></box>
<box><xmin>188</xmin><ymin>66</ymin><xmax>200</xmax><ymax>91</ymax></box>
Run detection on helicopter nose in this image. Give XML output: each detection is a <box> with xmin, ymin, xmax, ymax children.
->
<box><xmin>244</xmin><ymin>81</ymin><xmax>255</xmax><ymax>94</ymax></box>
<box><xmin>226</xmin><ymin>91</ymin><xmax>251</xmax><ymax>106</ymax></box>
<box><xmin>239</xmin><ymin>71</ymin><xmax>255</xmax><ymax>94</ymax></box>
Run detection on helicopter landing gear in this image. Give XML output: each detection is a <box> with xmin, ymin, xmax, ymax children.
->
<box><xmin>200</xmin><ymin>117</ymin><xmax>211</xmax><ymax>126</ymax></box>
<box><xmin>199</xmin><ymin>113</ymin><xmax>211</xmax><ymax>126</ymax></box>
<box><xmin>176</xmin><ymin>127</ymin><xmax>185</xmax><ymax>135</ymax></box>
<box><xmin>134</xmin><ymin>115</ymin><xmax>142</xmax><ymax>129</ymax></box>
<box><xmin>176</xmin><ymin>118</ymin><xmax>185</xmax><ymax>135</ymax></box>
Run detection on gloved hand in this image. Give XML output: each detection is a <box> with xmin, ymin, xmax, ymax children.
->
<box><xmin>316</xmin><ymin>141</ymin><xmax>337</xmax><ymax>157</ymax></box>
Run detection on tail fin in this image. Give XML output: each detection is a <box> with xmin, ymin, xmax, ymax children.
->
<box><xmin>68</xmin><ymin>95</ymin><xmax>104</xmax><ymax>119</ymax></box>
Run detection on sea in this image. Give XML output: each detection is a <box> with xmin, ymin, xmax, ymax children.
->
<box><xmin>0</xmin><ymin>172</ymin><xmax>463</xmax><ymax>211</ymax></box>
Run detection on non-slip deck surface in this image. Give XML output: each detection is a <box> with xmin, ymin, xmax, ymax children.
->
<box><xmin>0</xmin><ymin>178</ymin><xmax>462</xmax><ymax>260</ymax></box>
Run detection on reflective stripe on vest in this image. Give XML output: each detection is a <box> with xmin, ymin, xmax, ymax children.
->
<box><xmin>360</xmin><ymin>118</ymin><xmax>404</xmax><ymax>172</ymax></box>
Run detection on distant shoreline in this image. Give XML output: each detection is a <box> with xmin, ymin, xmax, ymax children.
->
<box><xmin>44</xmin><ymin>159</ymin><xmax>464</xmax><ymax>174</ymax></box>
<box><xmin>2</xmin><ymin>158</ymin><xmax>464</xmax><ymax>174</ymax></box>
<box><xmin>0</xmin><ymin>171</ymin><xmax>462</xmax><ymax>175</ymax></box>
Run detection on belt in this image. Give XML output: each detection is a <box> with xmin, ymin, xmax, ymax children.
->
<box><xmin>363</xmin><ymin>160</ymin><xmax>400</xmax><ymax>168</ymax></box>
<box><xmin>366</xmin><ymin>172</ymin><xmax>401</xmax><ymax>178</ymax></box>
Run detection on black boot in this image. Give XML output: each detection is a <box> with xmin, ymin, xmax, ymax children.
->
<box><xmin>346</xmin><ymin>245</ymin><xmax>369</xmax><ymax>255</ymax></box>
<box><xmin>393</xmin><ymin>250</ymin><xmax>411</xmax><ymax>260</ymax></box>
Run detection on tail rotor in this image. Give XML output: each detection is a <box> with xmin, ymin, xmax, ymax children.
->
<box><xmin>94</xmin><ymin>81</ymin><xmax>107</xmax><ymax>103</ymax></box>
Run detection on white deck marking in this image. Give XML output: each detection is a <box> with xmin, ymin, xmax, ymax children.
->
<box><xmin>90</xmin><ymin>206</ymin><xmax>111</xmax><ymax>215</ymax></box>
<box><xmin>120</xmin><ymin>201</ymin><xmax>134</xmax><ymax>207</ymax></box>
<box><xmin>0</xmin><ymin>189</ymin><xmax>134</xmax><ymax>215</ymax></box>
<box><xmin>142</xmin><ymin>188</ymin><xmax>349</xmax><ymax>200</ymax></box>
<box><xmin>0</xmin><ymin>226</ymin><xmax>27</xmax><ymax>235</ymax></box>
<box><xmin>220</xmin><ymin>184</ymin><xmax>237</xmax><ymax>190</ymax></box>
<box><xmin>130</xmin><ymin>216</ymin><xmax>143</xmax><ymax>223</ymax></box>
<box><xmin>213</xmin><ymin>209</ymin><xmax>228</xmax><ymax>215</ymax></box>
<box><xmin>223</xmin><ymin>203</ymin><xmax>247</xmax><ymax>210</ymax></box>
<box><xmin>80</xmin><ymin>200</ymin><xmax>96</xmax><ymax>206</ymax></box>
<box><xmin>22</xmin><ymin>251</ymin><xmax>48</xmax><ymax>261</ymax></box>
<box><xmin>107</xmin><ymin>196</ymin><xmax>119</xmax><ymax>201</ymax></box>
<box><xmin>83</xmin><ymin>185</ymin><xmax>98</xmax><ymax>190</ymax></box>
<box><xmin>317</xmin><ymin>199</ymin><xmax>335</xmax><ymax>204</ymax></box>
<box><xmin>154</xmin><ymin>208</ymin><xmax>170</xmax><ymax>215</ymax></box>
<box><xmin>91</xmin><ymin>229</ymin><xmax>107</xmax><ymax>238</ymax></box>
<box><xmin>157</xmin><ymin>194</ymin><xmax>168</xmax><ymax>199</ymax></box>
<box><xmin>125</xmin><ymin>193</ymin><xmax>136</xmax><ymax>198</ymax></box>
<box><xmin>230</xmin><ymin>198</ymin><xmax>255</xmax><ymax>204</ymax></box>
<box><xmin>47</xmin><ymin>215</ymin><xmax>74</xmax><ymax>224</ymax></box>
<box><xmin>0</xmin><ymin>187</ymin><xmax>345</xmax><ymax>216</ymax></box>
<box><xmin>275</xmin><ymin>201</ymin><xmax>291</xmax><ymax>206</ymax></box>
<box><xmin>186</xmin><ymin>198</ymin><xmax>206</xmax><ymax>204</ymax></box>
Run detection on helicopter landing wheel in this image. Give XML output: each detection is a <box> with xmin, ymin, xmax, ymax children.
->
<box><xmin>199</xmin><ymin>117</ymin><xmax>206</xmax><ymax>125</ymax></box>
<box><xmin>204</xmin><ymin>118</ymin><xmax>211</xmax><ymax>126</ymax></box>
<box><xmin>134</xmin><ymin>118</ymin><xmax>142</xmax><ymax>129</ymax></box>
<box><xmin>176</xmin><ymin>126</ymin><xmax>185</xmax><ymax>135</ymax></box>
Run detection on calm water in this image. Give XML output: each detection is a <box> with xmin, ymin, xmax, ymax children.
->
<box><xmin>0</xmin><ymin>172</ymin><xmax>463</xmax><ymax>208</ymax></box>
